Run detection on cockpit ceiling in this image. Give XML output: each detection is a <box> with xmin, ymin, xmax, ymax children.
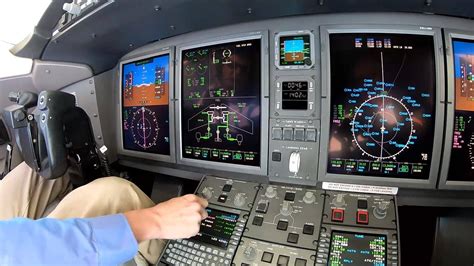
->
<box><xmin>37</xmin><ymin>0</ymin><xmax>474</xmax><ymax>74</ymax></box>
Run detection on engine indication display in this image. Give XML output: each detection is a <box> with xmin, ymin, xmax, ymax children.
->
<box><xmin>327</xmin><ymin>33</ymin><xmax>436</xmax><ymax>179</ymax></box>
<box><xmin>447</xmin><ymin>39</ymin><xmax>474</xmax><ymax>182</ymax></box>
<box><xmin>121</xmin><ymin>54</ymin><xmax>170</xmax><ymax>155</ymax></box>
<box><xmin>181</xmin><ymin>38</ymin><xmax>261</xmax><ymax>167</ymax></box>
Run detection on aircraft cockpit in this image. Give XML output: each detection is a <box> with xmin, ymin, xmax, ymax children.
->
<box><xmin>1</xmin><ymin>1</ymin><xmax>474</xmax><ymax>265</ymax></box>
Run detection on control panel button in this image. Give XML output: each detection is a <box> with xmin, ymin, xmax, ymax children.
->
<box><xmin>295</xmin><ymin>258</ymin><xmax>307</xmax><ymax>266</ymax></box>
<box><xmin>256</xmin><ymin>200</ymin><xmax>269</xmax><ymax>214</ymax></box>
<box><xmin>261</xmin><ymin>252</ymin><xmax>274</xmax><ymax>263</ymax></box>
<box><xmin>284</xmin><ymin>192</ymin><xmax>296</xmax><ymax>201</ymax></box>
<box><xmin>287</xmin><ymin>233</ymin><xmax>299</xmax><ymax>244</ymax></box>
<box><xmin>222</xmin><ymin>184</ymin><xmax>232</xmax><ymax>192</ymax></box>
<box><xmin>357</xmin><ymin>199</ymin><xmax>368</xmax><ymax>209</ymax></box>
<box><xmin>272</xmin><ymin>127</ymin><xmax>283</xmax><ymax>140</ymax></box>
<box><xmin>294</xmin><ymin>128</ymin><xmax>305</xmax><ymax>141</ymax></box>
<box><xmin>331</xmin><ymin>208</ymin><xmax>344</xmax><ymax>222</ymax></box>
<box><xmin>272</xmin><ymin>152</ymin><xmax>282</xmax><ymax>162</ymax></box>
<box><xmin>277</xmin><ymin>220</ymin><xmax>288</xmax><ymax>231</ymax></box>
<box><xmin>357</xmin><ymin>210</ymin><xmax>369</xmax><ymax>224</ymax></box>
<box><xmin>277</xmin><ymin>255</ymin><xmax>290</xmax><ymax>266</ymax></box>
<box><xmin>283</xmin><ymin>128</ymin><xmax>294</xmax><ymax>140</ymax></box>
<box><xmin>252</xmin><ymin>216</ymin><xmax>263</xmax><ymax>226</ymax></box>
<box><xmin>305</xmin><ymin>128</ymin><xmax>317</xmax><ymax>142</ymax></box>
<box><xmin>303</xmin><ymin>224</ymin><xmax>314</xmax><ymax>235</ymax></box>
<box><xmin>218</xmin><ymin>195</ymin><xmax>228</xmax><ymax>203</ymax></box>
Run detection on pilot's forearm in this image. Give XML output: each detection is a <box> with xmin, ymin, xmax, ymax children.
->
<box><xmin>0</xmin><ymin>214</ymin><xmax>137</xmax><ymax>265</ymax></box>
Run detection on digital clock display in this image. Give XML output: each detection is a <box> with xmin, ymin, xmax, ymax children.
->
<box><xmin>282</xmin><ymin>81</ymin><xmax>308</xmax><ymax>110</ymax></box>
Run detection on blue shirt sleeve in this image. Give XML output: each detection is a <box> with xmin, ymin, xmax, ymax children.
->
<box><xmin>0</xmin><ymin>214</ymin><xmax>138</xmax><ymax>266</ymax></box>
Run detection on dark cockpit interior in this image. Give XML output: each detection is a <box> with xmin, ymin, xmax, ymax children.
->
<box><xmin>2</xmin><ymin>0</ymin><xmax>474</xmax><ymax>265</ymax></box>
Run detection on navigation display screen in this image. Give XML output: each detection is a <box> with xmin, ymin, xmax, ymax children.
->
<box><xmin>191</xmin><ymin>208</ymin><xmax>239</xmax><ymax>249</ymax></box>
<box><xmin>327</xmin><ymin>33</ymin><xmax>436</xmax><ymax>179</ymax></box>
<box><xmin>279</xmin><ymin>34</ymin><xmax>311</xmax><ymax>66</ymax></box>
<box><xmin>121</xmin><ymin>54</ymin><xmax>170</xmax><ymax>155</ymax></box>
<box><xmin>181</xmin><ymin>38</ymin><xmax>261</xmax><ymax>166</ymax></box>
<box><xmin>282</xmin><ymin>81</ymin><xmax>308</xmax><ymax>110</ymax></box>
<box><xmin>329</xmin><ymin>231</ymin><xmax>386</xmax><ymax>266</ymax></box>
<box><xmin>447</xmin><ymin>39</ymin><xmax>474</xmax><ymax>181</ymax></box>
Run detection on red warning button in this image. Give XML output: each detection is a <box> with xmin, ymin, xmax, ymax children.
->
<box><xmin>357</xmin><ymin>210</ymin><xmax>369</xmax><ymax>225</ymax></box>
<box><xmin>332</xmin><ymin>208</ymin><xmax>344</xmax><ymax>222</ymax></box>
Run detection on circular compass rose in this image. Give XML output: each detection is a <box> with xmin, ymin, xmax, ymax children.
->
<box><xmin>130</xmin><ymin>107</ymin><xmax>159</xmax><ymax>149</ymax></box>
<box><xmin>351</xmin><ymin>95</ymin><xmax>414</xmax><ymax>160</ymax></box>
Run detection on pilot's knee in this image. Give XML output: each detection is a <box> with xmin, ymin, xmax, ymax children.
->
<box><xmin>87</xmin><ymin>176</ymin><xmax>138</xmax><ymax>194</ymax></box>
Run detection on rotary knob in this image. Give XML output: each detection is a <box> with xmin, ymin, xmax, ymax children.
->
<box><xmin>280</xmin><ymin>201</ymin><xmax>293</xmax><ymax>216</ymax></box>
<box><xmin>243</xmin><ymin>245</ymin><xmax>257</xmax><ymax>261</ymax></box>
<box><xmin>201</xmin><ymin>187</ymin><xmax>213</xmax><ymax>200</ymax></box>
<box><xmin>303</xmin><ymin>191</ymin><xmax>316</xmax><ymax>204</ymax></box>
<box><xmin>332</xmin><ymin>194</ymin><xmax>346</xmax><ymax>208</ymax></box>
<box><xmin>234</xmin><ymin>193</ymin><xmax>246</xmax><ymax>207</ymax></box>
<box><xmin>265</xmin><ymin>186</ymin><xmax>277</xmax><ymax>198</ymax></box>
<box><xmin>373</xmin><ymin>202</ymin><xmax>389</xmax><ymax>219</ymax></box>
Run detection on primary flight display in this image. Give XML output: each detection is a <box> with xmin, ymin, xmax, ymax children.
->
<box><xmin>121</xmin><ymin>54</ymin><xmax>170</xmax><ymax>155</ymax></box>
<box><xmin>180</xmin><ymin>38</ymin><xmax>261</xmax><ymax>167</ymax></box>
<box><xmin>327</xmin><ymin>33</ymin><xmax>436</xmax><ymax>179</ymax></box>
<box><xmin>447</xmin><ymin>39</ymin><xmax>474</xmax><ymax>182</ymax></box>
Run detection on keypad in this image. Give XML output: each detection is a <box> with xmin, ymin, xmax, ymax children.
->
<box><xmin>161</xmin><ymin>217</ymin><xmax>247</xmax><ymax>266</ymax></box>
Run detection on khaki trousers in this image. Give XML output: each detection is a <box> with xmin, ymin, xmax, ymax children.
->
<box><xmin>0</xmin><ymin>162</ymin><xmax>165</xmax><ymax>264</ymax></box>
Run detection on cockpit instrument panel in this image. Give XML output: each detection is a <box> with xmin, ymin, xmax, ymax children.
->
<box><xmin>326</xmin><ymin>33</ymin><xmax>437</xmax><ymax>180</ymax></box>
<box><xmin>446</xmin><ymin>38</ymin><xmax>474</xmax><ymax>183</ymax></box>
<box><xmin>178</xmin><ymin>35</ymin><xmax>267</xmax><ymax>174</ymax></box>
<box><xmin>275</xmin><ymin>30</ymin><xmax>315</xmax><ymax>69</ymax></box>
<box><xmin>120</xmin><ymin>51</ymin><xmax>173</xmax><ymax>161</ymax></box>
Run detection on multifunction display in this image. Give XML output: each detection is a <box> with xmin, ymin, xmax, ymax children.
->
<box><xmin>447</xmin><ymin>39</ymin><xmax>474</xmax><ymax>181</ymax></box>
<box><xmin>181</xmin><ymin>38</ymin><xmax>261</xmax><ymax>166</ymax></box>
<box><xmin>121</xmin><ymin>54</ymin><xmax>170</xmax><ymax>155</ymax></box>
<box><xmin>327</xmin><ymin>33</ymin><xmax>436</xmax><ymax>179</ymax></box>
<box><xmin>191</xmin><ymin>208</ymin><xmax>239</xmax><ymax>249</ymax></box>
<box><xmin>282</xmin><ymin>81</ymin><xmax>308</xmax><ymax>110</ymax></box>
<box><xmin>278</xmin><ymin>34</ymin><xmax>312</xmax><ymax>66</ymax></box>
<box><xmin>329</xmin><ymin>231</ymin><xmax>386</xmax><ymax>266</ymax></box>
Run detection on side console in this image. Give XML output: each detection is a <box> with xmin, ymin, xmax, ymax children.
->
<box><xmin>316</xmin><ymin>191</ymin><xmax>400</xmax><ymax>266</ymax></box>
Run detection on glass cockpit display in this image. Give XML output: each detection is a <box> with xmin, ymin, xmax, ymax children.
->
<box><xmin>329</xmin><ymin>231</ymin><xmax>387</xmax><ymax>266</ymax></box>
<box><xmin>447</xmin><ymin>39</ymin><xmax>474</xmax><ymax>181</ymax></box>
<box><xmin>327</xmin><ymin>33</ymin><xmax>436</xmax><ymax>179</ymax></box>
<box><xmin>121</xmin><ymin>54</ymin><xmax>170</xmax><ymax>155</ymax></box>
<box><xmin>181</xmin><ymin>38</ymin><xmax>261</xmax><ymax>167</ymax></box>
<box><xmin>278</xmin><ymin>34</ymin><xmax>312</xmax><ymax>66</ymax></box>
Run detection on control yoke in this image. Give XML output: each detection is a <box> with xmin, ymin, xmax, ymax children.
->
<box><xmin>3</xmin><ymin>90</ymin><xmax>107</xmax><ymax>181</ymax></box>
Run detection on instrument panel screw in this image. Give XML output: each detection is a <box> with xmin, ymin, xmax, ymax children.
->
<box><xmin>154</xmin><ymin>5</ymin><xmax>161</xmax><ymax>11</ymax></box>
<box><xmin>247</xmin><ymin>8</ymin><xmax>252</xmax><ymax>14</ymax></box>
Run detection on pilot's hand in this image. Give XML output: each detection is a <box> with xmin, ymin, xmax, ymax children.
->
<box><xmin>124</xmin><ymin>194</ymin><xmax>208</xmax><ymax>242</ymax></box>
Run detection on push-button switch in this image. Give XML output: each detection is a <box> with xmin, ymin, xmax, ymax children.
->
<box><xmin>357</xmin><ymin>210</ymin><xmax>369</xmax><ymax>224</ymax></box>
<box><xmin>331</xmin><ymin>209</ymin><xmax>344</xmax><ymax>222</ymax></box>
